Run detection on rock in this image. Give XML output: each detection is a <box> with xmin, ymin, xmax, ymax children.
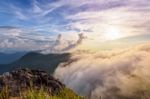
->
<box><xmin>0</xmin><ymin>68</ymin><xmax>65</xmax><ymax>97</ymax></box>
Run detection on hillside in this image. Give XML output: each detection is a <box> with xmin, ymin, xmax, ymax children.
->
<box><xmin>0</xmin><ymin>69</ymin><xmax>83</xmax><ymax>99</ymax></box>
<box><xmin>0</xmin><ymin>52</ymin><xmax>71</xmax><ymax>74</ymax></box>
<box><xmin>0</xmin><ymin>52</ymin><xmax>26</xmax><ymax>64</ymax></box>
<box><xmin>0</xmin><ymin>64</ymin><xmax>10</xmax><ymax>74</ymax></box>
<box><xmin>10</xmin><ymin>52</ymin><xmax>71</xmax><ymax>73</ymax></box>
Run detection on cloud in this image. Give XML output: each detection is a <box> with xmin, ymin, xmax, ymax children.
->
<box><xmin>15</xmin><ymin>11</ymin><xmax>28</xmax><ymax>20</ymax></box>
<box><xmin>54</xmin><ymin>43</ymin><xmax>150</xmax><ymax>99</ymax></box>
<box><xmin>0</xmin><ymin>26</ymin><xmax>54</xmax><ymax>53</ymax></box>
<box><xmin>64</xmin><ymin>0</ymin><xmax>150</xmax><ymax>39</ymax></box>
<box><xmin>0</xmin><ymin>26</ymin><xmax>21</xmax><ymax>36</ymax></box>
<box><xmin>61</xmin><ymin>33</ymin><xmax>86</xmax><ymax>51</ymax></box>
<box><xmin>0</xmin><ymin>25</ymin><xmax>85</xmax><ymax>53</ymax></box>
<box><xmin>0</xmin><ymin>0</ymin><xmax>149</xmax><ymax>52</ymax></box>
<box><xmin>41</xmin><ymin>34</ymin><xmax>63</xmax><ymax>53</ymax></box>
<box><xmin>41</xmin><ymin>33</ymin><xmax>86</xmax><ymax>53</ymax></box>
<box><xmin>1</xmin><ymin>0</ymin><xmax>150</xmax><ymax>34</ymax></box>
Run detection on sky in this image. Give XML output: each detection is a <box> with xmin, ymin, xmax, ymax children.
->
<box><xmin>0</xmin><ymin>0</ymin><xmax>150</xmax><ymax>53</ymax></box>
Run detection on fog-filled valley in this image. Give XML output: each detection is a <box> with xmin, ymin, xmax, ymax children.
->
<box><xmin>55</xmin><ymin>43</ymin><xmax>150</xmax><ymax>99</ymax></box>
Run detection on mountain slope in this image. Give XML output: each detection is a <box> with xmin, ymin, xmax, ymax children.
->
<box><xmin>0</xmin><ymin>52</ymin><xmax>26</xmax><ymax>64</ymax></box>
<box><xmin>9</xmin><ymin>52</ymin><xmax>71</xmax><ymax>73</ymax></box>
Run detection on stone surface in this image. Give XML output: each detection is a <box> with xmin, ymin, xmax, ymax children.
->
<box><xmin>0</xmin><ymin>68</ymin><xmax>64</xmax><ymax>97</ymax></box>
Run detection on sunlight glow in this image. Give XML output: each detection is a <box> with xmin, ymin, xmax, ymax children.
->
<box><xmin>104</xmin><ymin>26</ymin><xmax>122</xmax><ymax>40</ymax></box>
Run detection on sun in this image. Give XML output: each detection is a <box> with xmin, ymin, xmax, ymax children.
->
<box><xmin>104</xmin><ymin>26</ymin><xmax>121</xmax><ymax>40</ymax></box>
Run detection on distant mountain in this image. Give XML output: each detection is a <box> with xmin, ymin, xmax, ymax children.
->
<box><xmin>0</xmin><ymin>52</ymin><xmax>26</xmax><ymax>64</ymax></box>
<box><xmin>1</xmin><ymin>52</ymin><xmax>70</xmax><ymax>74</ymax></box>
<box><xmin>0</xmin><ymin>64</ymin><xmax>10</xmax><ymax>74</ymax></box>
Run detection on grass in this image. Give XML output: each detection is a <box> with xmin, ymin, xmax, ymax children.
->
<box><xmin>0</xmin><ymin>86</ymin><xmax>84</xmax><ymax>99</ymax></box>
<box><xmin>23</xmin><ymin>88</ymin><xmax>83</xmax><ymax>99</ymax></box>
<box><xmin>0</xmin><ymin>86</ymin><xmax>9</xmax><ymax>99</ymax></box>
<box><xmin>1</xmin><ymin>80</ymin><xmax>149</xmax><ymax>99</ymax></box>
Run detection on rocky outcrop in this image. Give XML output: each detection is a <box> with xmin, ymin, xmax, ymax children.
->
<box><xmin>0</xmin><ymin>68</ymin><xmax>64</xmax><ymax>97</ymax></box>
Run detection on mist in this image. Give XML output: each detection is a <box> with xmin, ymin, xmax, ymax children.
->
<box><xmin>61</xmin><ymin>33</ymin><xmax>85</xmax><ymax>51</ymax></box>
<box><xmin>41</xmin><ymin>33</ymin><xmax>85</xmax><ymax>53</ymax></box>
<box><xmin>54</xmin><ymin>43</ymin><xmax>150</xmax><ymax>99</ymax></box>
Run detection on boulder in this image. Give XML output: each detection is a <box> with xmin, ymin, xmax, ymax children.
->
<box><xmin>0</xmin><ymin>68</ymin><xmax>64</xmax><ymax>97</ymax></box>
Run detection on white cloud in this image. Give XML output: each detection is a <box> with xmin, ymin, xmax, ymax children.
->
<box><xmin>64</xmin><ymin>0</ymin><xmax>150</xmax><ymax>41</ymax></box>
<box><xmin>0</xmin><ymin>0</ymin><xmax>149</xmax><ymax>52</ymax></box>
<box><xmin>54</xmin><ymin>43</ymin><xmax>150</xmax><ymax>99</ymax></box>
<box><xmin>15</xmin><ymin>11</ymin><xmax>28</xmax><ymax>20</ymax></box>
<box><xmin>0</xmin><ymin>26</ymin><xmax>85</xmax><ymax>53</ymax></box>
<box><xmin>0</xmin><ymin>26</ymin><xmax>54</xmax><ymax>52</ymax></box>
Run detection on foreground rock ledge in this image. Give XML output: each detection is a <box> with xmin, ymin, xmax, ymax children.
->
<box><xmin>0</xmin><ymin>68</ymin><xmax>64</xmax><ymax>97</ymax></box>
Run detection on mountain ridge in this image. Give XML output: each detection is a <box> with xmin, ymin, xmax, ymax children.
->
<box><xmin>0</xmin><ymin>52</ymin><xmax>26</xmax><ymax>64</ymax></box>
<box><xmin>0</xmin><ymin>52</ymin><xmax>71</xmax><ymax>74</ymax></box>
